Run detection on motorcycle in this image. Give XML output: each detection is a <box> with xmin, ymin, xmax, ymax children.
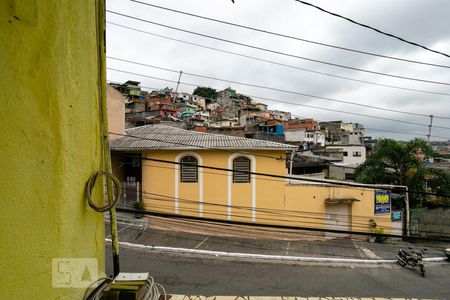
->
<box><xmin>397</xmin><ymin>247</ymin><xmax>427</xmax><ymax>277</ymax></box>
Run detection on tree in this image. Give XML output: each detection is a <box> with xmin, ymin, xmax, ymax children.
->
<box><xmin>354</xmin><ymin>138</ymin><xmax>449</xmax><ymax>208</ymax></box>
<box><xmin>193</xmin><ymin>86</ymin><xmax>218</xmax><ymax>99</ymax></box>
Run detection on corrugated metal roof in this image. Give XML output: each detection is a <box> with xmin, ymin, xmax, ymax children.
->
<box><xmin>110</xmin><ymin>125</ymin><xmax>297</xmax><ymax>151</ymax></box>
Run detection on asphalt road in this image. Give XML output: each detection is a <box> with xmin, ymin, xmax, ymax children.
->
<box><xmin>106</xmin><ymin>246</ymin><xmax>450</xmax><ymax>299</ymax></box>
<box><xmin>106</xmin><ymin>215</ymin><xmax>449</xmax><ymax>260</ymax></box>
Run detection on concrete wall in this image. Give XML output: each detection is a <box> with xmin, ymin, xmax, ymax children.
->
<box><xmin>410</xmin><ymin>208</ymin><xmax>450</xmax><ymax>237</ymax></box>
<box><xmin>329</xmin><ymin>165</ymin><xmax>356</xmax><ymax>180</ymax></box>
<box><xmin>326</xmin><ymin>145</ymin><xmax>366</xmax><ymax>166</ymax></box>
<box><xmin>0</xmin><ymin>1</ymin><xmax>105</xmax><ymax>298</ymax></box>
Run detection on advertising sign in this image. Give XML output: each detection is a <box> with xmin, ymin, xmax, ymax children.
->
<box><xmin>374</xmin><ymin>190</ymin><xmax>391</xmax><ymax>215</ymax></box>
<box><xmin>391</xmin><ymin>210</ymin><xmax>402</xmax><ymax>221</ymax></box>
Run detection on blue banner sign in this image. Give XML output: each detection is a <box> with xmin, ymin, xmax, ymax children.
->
<box><xmin>375</xmin><ymin>190</ymin><xmax>391</xmax><ymax>215</ymax></box>
<box><xmin>391</xmin><ymin>211</ymin><xmax>402</xmax><ymax>221</ymax></box>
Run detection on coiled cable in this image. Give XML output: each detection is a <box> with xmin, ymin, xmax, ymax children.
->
<box><xmin>86</xmin><ymin>171</ymin><xmax>121</xmax><ymax>212</ymax></box>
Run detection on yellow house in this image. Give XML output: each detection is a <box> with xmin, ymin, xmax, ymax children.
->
<box><xmin>110</xmin><ymin>125</ymin><xmax>393</xmax><ymax>236</ymax></box>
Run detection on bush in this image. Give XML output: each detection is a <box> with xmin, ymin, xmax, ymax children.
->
<box><xmin>374</xmin><ymin>227</ymin><xmax>388</xmax><ymax>243</ymax></box>
<box><xmin>133</xmin><ymin>200</ymin><xmax>144</xmax><ymax>211</ymax></box>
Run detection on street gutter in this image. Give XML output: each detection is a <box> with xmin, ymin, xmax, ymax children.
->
<box><xmin>106</xmin><ymin>239</ymin><xmax>448</xmax><ymax>264</ymax></box>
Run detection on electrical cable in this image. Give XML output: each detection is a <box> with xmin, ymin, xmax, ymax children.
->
<box><xmin>108</xmin><ymin>56</ymin><xmax>450</xmax><ymax>120</ymax></box>
<box><xmin>84</xmin><ymin>277</ymin><xmax>113</xmax><ymax>300</ymax></box>
<box><xmin>142</xmin><ymin>216</ymin><xmax>449</xmax><ymax>254</ymax></box>
<box><xmin>86</xmin><ymin>171</ymin><xmax>121</xmax><ymax>212</ymax></box>
<box><xmin>143</xmin><ymin>221</ymin><xmax>391</xmax><ymax>258</ymax></box>
<box><xmin>129</xmin><ymin>0</ymin><xmax>450</xmax><ymax>68</ymax></box>
<box><xmin>106</xmin><ymin>10</ymin><xmax>450</xmax><ymax>86</ymax></box>
<box><xmin>124</xmin><ymin>185</ymin><xmax>391</xmax><ymax>222</ymax></box>
<box><xmin>93</xmin><ymin>0</ymin><xmax>121</xmax><ymax>277</ymax></box>
<box><xmin>123</xmin><ymin>185</ymin><xmax>450</xmax><ymax>234</ymax></box>
<box><xmin>115</xmin><ymin>206</ymin><xmax>450</xmax><ymax>242</ymax></box>
<box><xmin>107</xmin><ymin>21</ymin><xmax>450</xmax><ymax>97</ymax></box>
<box><xmin>134</xmin><ymin>198</ymin><xmax>383</xmax><ymax>232</ymax></box>
<box><xmin>293</xmin><ymin>0</ymin><xmax>450</xmax><ymax>59</ymax></box>
<box><xmin>110</xmin><ymin>130</ymin><xmax>293</xmax><ymax>162</ymax></box>
<box><xmin>114</xmin><ymin>81</ymin><xmax>450</xmax><ymax>141</ymax></box>
<box><xmin>107</xmin><ymin>68</ymin><xmax>450</xmax><ymax>131</ymax></box>
<box><xmin>113</xmin><ymin>147</ymin><xmax>450</xmax><ymax>199</ymax></box>
<box><xmin>149</xmin><ymin>216</ymin><xmax>450</xmax><ymax>252</ymax></box>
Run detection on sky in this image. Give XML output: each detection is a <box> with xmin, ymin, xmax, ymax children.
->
<box><xmin>106</xmin><ymin>0</ymin><xmax>450</xmax><ymax>141</ymax></box>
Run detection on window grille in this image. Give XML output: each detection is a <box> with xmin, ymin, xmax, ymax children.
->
<box><xmin>233</xmin><ymin>157</ymin><xmax>251</xmax><ymax>183</ymax></box>
<box><xmin>180</xmin><ymin>156</ymin><xmax>198</xmax><ymax>182</ymax></box>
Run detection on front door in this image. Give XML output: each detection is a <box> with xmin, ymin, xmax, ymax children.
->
<box><xmin>325</xmin><ymin>204</ymin><xmax>350</xmax><ymax>238</ymax></box>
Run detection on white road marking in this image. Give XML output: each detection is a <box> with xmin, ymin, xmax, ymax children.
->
<box><xmin>106</xmin><ymin>239</ymin><xmax>448</xmax><ymax>264</ymax></box>
<box><xmin>194</xmin><ymin>236</ymin><xmax>210</xmax><ymax>249</ymax></box>
<box><xmin>285</xmin><ymin>241</ymin><xmax>291</xmax><ymax>256</ymax></box>
<box><xmin>354</xmin><ymin>242</ymin><xmax>382</xmax><ymax>260</ymax></box>
<box><xmin>106</xmin><ymin>224</ymin><xmax>132</xmax><ymax>238</ymax></box>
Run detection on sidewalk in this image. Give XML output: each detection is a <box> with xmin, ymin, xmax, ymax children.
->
<box><xmin>170</xmin><ymin>295</ymin><xmax>438</xmax><ymax>300</ymax></box>
<box><xmin>106</xmin><ymin>213</ymin><xmax>449</xmax><ymax>261</ymax></box>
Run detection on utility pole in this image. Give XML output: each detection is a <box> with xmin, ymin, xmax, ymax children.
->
<box><xmin>175</xmin><ymin>70</ymin><xmax>183</xmax><ymax>94</ymax></box>
<box><xmin>289</xmin><ymin>151</ymin><xmax>295</xmax><ymax>183</ymax></box>
<box><xmin>427</xmin><ymin>114</ymin><xmax>434</xmax><ymax>143</ymax></box>
<box><xmin>404</xmin><ymin>186</ymin><xmax>410</xmax><ymax>236</ymax></box>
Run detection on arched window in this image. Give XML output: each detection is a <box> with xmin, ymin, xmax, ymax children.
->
<box><xmin>180</xmin><ymin>156</ymin><xmax>198</xmax><ymax>182</ymax></box>
<box><xmin>233</xmin><ymin>157</ymin><xmax>251</xmax><ymax>183</ymax></box>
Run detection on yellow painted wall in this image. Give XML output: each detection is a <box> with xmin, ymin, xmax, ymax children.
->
<box><xmin>142</xmin><ymin>150</ymin><xmax>286</xmax><ymax>222</ymax></box>
<box><xmin>140</xmin><ymin>150</ymin><xmax>391</xmax><ymax>234</ymax></box>
<box><xmin>284</xmin><ymin>184</ymin><xmax>391</xmax><ymax>234</ymax></box>
<box><xmin>0</xmin><ymin>1</ymin><xmax>105</xmax><ymax>299</ymax></box>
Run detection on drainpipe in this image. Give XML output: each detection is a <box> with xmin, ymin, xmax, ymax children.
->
<box><xmin>289</xmin><ymin>151</ymin><xmax>295</xmax><ymax>183</ymax></box>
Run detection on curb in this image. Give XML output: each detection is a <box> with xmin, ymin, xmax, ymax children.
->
<box><xmin>106</xmin><ymin>239</ymin><xmax>448</xmax><ymax>264</ymax></box>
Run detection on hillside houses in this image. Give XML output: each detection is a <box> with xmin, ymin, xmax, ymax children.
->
<box><xmin>109</xmin><ymin>81</ymin><xmax>369</xmax><ymax>180</ymax></box>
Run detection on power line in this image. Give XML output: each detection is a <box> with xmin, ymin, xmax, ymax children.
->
<box><xmin>124</xmin><ymin>185</ymin><xmax>391</xmax><ymax>224</ymax></box>
<box><xmin>288</xmin><ymin>113</ymin><xmax>450</xmax><ymax>140</ymax></box>
<box><xmin>127</xmin><ymin>151</ymin><xmax>409</xmax><ymax>191</ymax></box>
<box><xmin>107</xmin><ymin>21</ymin><xmax>450</xmax><ymax>97</ymax></box>
<box><xmin>109</xmin><ymin>131</ymin><xmax>291</xmax><ymax>162</ymax></box>
<box><xmin>112</xmin><ymin>142</ymin><xmax>450</xmax><ymax>199</ymax></box>
<box><xmin>114</xmin><ymin>80</ymin><xmax>449</xmax><ymax>140</ymax></box>
<box><xmin>115</xmin><ymin>145</ymin><xmax>450</xmax><ymax>198</ymax></box>
<box><xmin>293</xmin><ymin>0</ymin><xmax>450</xmax><ymax>59</ymax></box>
<box><xmin>145</xmin><ymin>197</ymin><xmax>450</xmax><ymax>234</ymax></box>
<box><xmin>107</xmin><ymin>56</ymin><xmax>450</xmax><ymax>120</ymax></box>
<box><xmin>106</xmin><ymin>10</ymin><xmax>450</xmax><ymax>86</ymax></box>
<box><xmin>129</xmin><ymin>0</ymin><xmax>450</xmax><ymax>69</ymax></box>
<box><xmin>107</xmin><ymin>68</ymin><xmax>450</xmax><ymax>131</ymax></box>
<box><xmin>115</xmin><ymin>206</ymin><xmax>450</xmax><ymax>242</ymax></box>
<box><xmin>129</xmin><ymin>182</ymin><xmax>446</xmax><ymax>232</ymax></box>
<box><xmin>142</xmin><ymin>201</ymin><xmax>379</xmax><ymax>232</ymax></box>
<box><xmin>362</xmin><ymin>127</ymin><xmax>450</xmax><ymax>140</ymax></box>
<box><xmin>147</xmin><ymin>221</ymin><xmax>373</xmax><ymax>259</ymax></box>
<box><xmin>148</xmin><ymin>217</ymin><xmax>449</xmax><ymax>253</ymax></box>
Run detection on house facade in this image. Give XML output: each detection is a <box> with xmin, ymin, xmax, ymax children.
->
<box><xmin>110</xmin><ymin>125</ymin><xmax>393</xmax><ymax>236</ymax></box>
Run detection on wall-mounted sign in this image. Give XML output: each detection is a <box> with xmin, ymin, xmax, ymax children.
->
<box><xmin>391</xmin><ymin>210</ymin><xmax>402</xmax><ymax>221</ymax></box>
<box><xmin>129</xmin><ymin>89</ymin><xmax>142</xmax><ymax>96</ymax></box>
<box><xmin>375</xmin><ymin>190</ymin><xmax>391</xmax><ymax>215</ymax></box>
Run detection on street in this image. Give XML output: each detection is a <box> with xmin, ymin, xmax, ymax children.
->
<box><xmin>105</xmin><ymin>216</ymin><xmax>450</xmax><ymax>298</ymax></box>
<box><xmin>106</xmin><ymin>246</ymin><xmax>450</xmax><ymax>298</ymax></box>
<box><xmin>106</xmin><ymin>215</ymin><xmax>449</xmax><ymax>260</ymax></box>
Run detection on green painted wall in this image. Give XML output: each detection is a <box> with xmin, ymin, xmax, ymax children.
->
<box><xmin>0</xmin><ymin>1</ymin><xmax>105</xmax><ymax>298</ymax></box>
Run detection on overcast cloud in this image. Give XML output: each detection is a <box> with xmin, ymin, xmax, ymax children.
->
<box><xmin>106</xmin><ymin>0</ymin><xmax>450</xmax><ymax>141</ymax></box>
